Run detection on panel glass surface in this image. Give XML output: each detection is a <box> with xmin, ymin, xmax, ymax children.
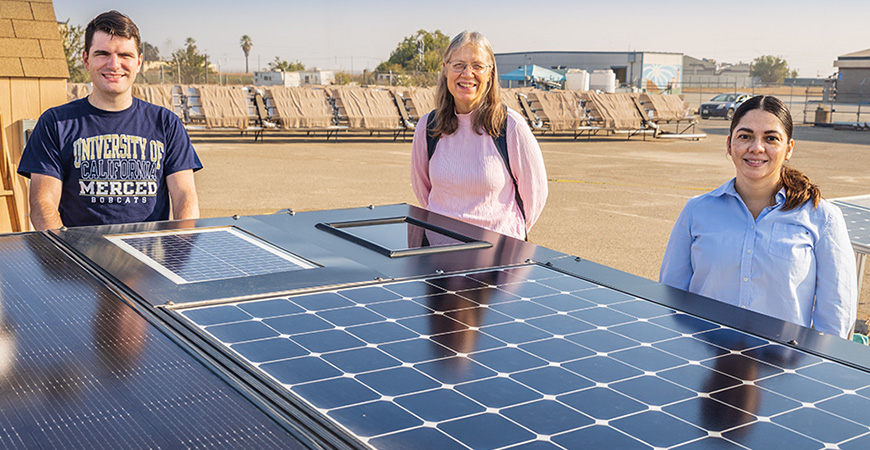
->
<box><xmin>0</xmin><ymin>234</ymin><xmax>307</xmax><ymax>449</ymax></box>
<box><xmin>835</xmin><ymin>201</ymin><xmax>870</xmax><ymax>247</ymax></box>
<box><xmin>180</xmin><ymin>265</ymin><xmax>870</xmax><ymax>449</ymax></box>
<box><xmin>106</xmin><ymin>227</ymin><xmax>317</xmax><ymax>284</ymax></box>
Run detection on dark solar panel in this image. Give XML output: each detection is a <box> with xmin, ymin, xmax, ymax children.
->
<box><xmin>180</xmin><ymin>265</ymin><xmax>870</xmax><ymax>449</ymax></box>
<box><xmin>0</xmin><ymin>234</ymin><xmax>308</xmax><ymax>449</ymax></box>
<box><xmin>108</xmin><ymin>227</ymin><xmax>315</xmax><ymax>283</ymax></box>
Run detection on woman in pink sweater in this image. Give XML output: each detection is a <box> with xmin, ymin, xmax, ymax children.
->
<box><xmin>411</xmin><ymin>31</ymin><xmax>548</xmax><ymax>241</ymax></box>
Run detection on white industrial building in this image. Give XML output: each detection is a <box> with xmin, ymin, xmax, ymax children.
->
<box><xmin>494</xmin><ymin>51</ymin><xmax>683</xmax><ymax>93</ymax></box>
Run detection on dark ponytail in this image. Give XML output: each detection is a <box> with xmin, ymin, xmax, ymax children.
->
<box><xmin>731</xmin><ymin>95</ymin><xmax>821</xmax><ymax>211</ymax></box>
<box><xmin>780</xmin><ymin>165</ymin><xmax>820</xmax><ymax>211</ymax></box>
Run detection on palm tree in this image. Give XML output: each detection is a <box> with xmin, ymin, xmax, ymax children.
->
<box><xmin>240</xmin><ymin>35</ymin><xmax>253</xmax><ymax>73</ymax></box>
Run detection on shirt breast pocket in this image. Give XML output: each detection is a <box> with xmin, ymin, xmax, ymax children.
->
<box><xmin>768</xmin><ymin>222</ymin><xmax>814</xmax><ymax>262</ymax></box>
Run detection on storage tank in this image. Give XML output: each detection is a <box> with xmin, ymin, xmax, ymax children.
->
<box><xmin>590</xmin><ymin>70</ymin><xmax>616</xmax><ymax>93</ymax></box>
<box><xmin>564</xmin><ymin>69</ymin><xmax>590</xmax><ymax>91</ymax></box>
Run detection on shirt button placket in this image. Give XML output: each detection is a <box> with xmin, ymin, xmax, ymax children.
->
<box><xmin>739</xmin><ymin>222</ymin><xmax>756</xmax><ymax>308</ymax></box>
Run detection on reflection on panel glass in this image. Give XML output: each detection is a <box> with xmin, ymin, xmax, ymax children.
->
<box><xmin>178</xmin><ymin>264</ymin><xmax>870</xmax><ymax>449</ymax></box>
<box><xmin>106</xmin><ymin>227</ymin><xmax>317</xmax><ymax>284</ymax></box>
<box><xmin>316</xmin><ymin>216</ymin><xmax>491</xmax><ymax>257</ymax></box>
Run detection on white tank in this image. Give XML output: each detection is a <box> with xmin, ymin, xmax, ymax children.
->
<box><xmin>590</xmin><ymin>70</ymin><xmax>616</xmax><ymax>93</ymax></box>
<box><xmin>564</xmin><ymin>69</ymin><xmax>590</xmax><ymax>91</ymax></box>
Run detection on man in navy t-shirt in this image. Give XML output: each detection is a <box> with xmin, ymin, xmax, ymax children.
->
<box><xmin>18</xmin><ymin>10</ymin><xmax>202</xmax><ymax>229</ymax></box>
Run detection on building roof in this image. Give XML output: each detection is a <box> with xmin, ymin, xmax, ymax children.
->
<box><xmin>839</xmin><ymin>48</ymin><xmax>870</xmax><ymax>59</ymax></box>
<box><xmin>0</xmin><ymin>0</ymin><xmax>68</xmax><ymax>78</ymax></box>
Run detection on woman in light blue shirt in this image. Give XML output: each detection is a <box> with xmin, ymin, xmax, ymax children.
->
<box><xmin>660</xmin><ymin>95</ymin><xmax>857</xmax><ymax>338</ymax></box>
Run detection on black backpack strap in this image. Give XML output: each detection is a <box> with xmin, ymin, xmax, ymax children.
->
<box><xmin>426</xmin><ymin>111</ymin><xmax>439</xmax><ymax>160</ymax></box>
<box><xmin>493</xmin><ymin>107</ymin><xmax>527</xmax><ymax>240</ymax></box>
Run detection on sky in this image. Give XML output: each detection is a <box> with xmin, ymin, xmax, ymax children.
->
<box><xmin>54</xmin><ymin>0</ymin><xmax>870</xmax><ymax>78</ymax></box>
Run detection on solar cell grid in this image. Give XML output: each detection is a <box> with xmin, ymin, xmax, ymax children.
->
<box><xmin>179</xmin><ymin>265</ymin><xmax>870</xmax><ymax>449</ymax></box>
<box><xmin>106</xmin><ymin>228</ymin><xmax>316</xmax><ymax>284</ymax></box>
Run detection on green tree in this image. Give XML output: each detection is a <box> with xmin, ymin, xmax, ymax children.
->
<box><xmin>376</xmin><ymin>29</ymin><xmax>450</xmax><ymax>74</ymax></box>
<box><xmin>170</xmin><ymin>37</ymin><xmax>215</xmax><ymax>84</ymax></box>
<box><xmin>266</xmin><ymin>57</ymin><xmax>305</xmax><ymax>72</ymax></box>
<box><xmin>751</xmin><ymin>55</ymin><xmax>791</xmax><ymax>84</ymax></box>
<box><xmin>58</xmin><ymin>20</ymin><xmax>88</xmax><ymax>82</ymax></box>
<box><xmin>240</xmin><ymin>35</ymin><xmax>253</xmax><ymax>73</ymax></box>
<box><xmin>142</xmin><ymin>41</ymin><xmax>160</xmax><ymax>63</ymax></box>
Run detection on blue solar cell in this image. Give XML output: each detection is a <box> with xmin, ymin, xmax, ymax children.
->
<box><xmin>345</xmin><ymin>321</ymin><xmax>418</xmax><ymax>344</ymax></box>
<box><xmin>518</xmin><ymin>338</ymin><xmax>594</xmax><ymax>363</ymax></box>
<box><xmin>664</xmin><ymin>397</ymin><xmax>755</xmax><ymax>432</ymax></box>
<box><xmin>530</xmin><ymin>293</ymin><xmax>596</xmax><ymax>312</ymax></box>
<box><xmin>328</xmin><ymin>401</ymin><xmax>423</xmax><ymax>437</ymax></box>
<box><xmin>695</xmin><ymin>328</ymin><xmax>767</xmax><ymax>351</ymax></box>
<box><xmin>798</xmin><ymin>361</ymin><xmax>870</xmax><ymax>391</ymax></box>
<box><xmin>366</xmin><ymin>299</ymin><xmax>433</xmax><ymax>319</ymax></box>
<box><xmin>415</xmin><ymin>293</ymin><xmax>479</xmax><ymax>312</ymax></box>
<box><xmin>236</xmin><ymin>298</ymin><xmax>304</xmax><ymax>318</ymax></box>
<box><xmin>290</xmin><ymin>329</ymin><xmax>366</xmax><ymax>353</ymax></box>
<box><xmin>337</xmin><ymin>286</ymin><xmax>403</xmax><ymax>305</ymax></box>
<box><xmin>817</xmin><ymin>394</ymin><xmax>870</xmax><ymax>427</ymax></box>
<box><xmin>610</xmin><ymin>346</ymin><xmax>687</xmax><ymax>372</ymax></box>
<box><xmin>291</xmin><ymin>292</ymin><xmax>355</xmax><ymax>311</ymax></box>
<box><xmin>653</xmin><ymin>336</ymin><xmax>730</xmax><ymax>362</ymax></box>
<box><xmin>609</xmin><ymin>299</ymin><xmax>674</xmax><ymax>319</ymax></box>
<box><xmin>489</xmin><ymin>300</ymin><xmax>557</xmax><ymax>320</ymax></box>
<box><xmin>566</xmin><ymin>329</ymin><xmax>638</xmax><ymax>353</ymax></box>
<box><xmin>455</xmin><ymin>377</ymin><xmax>541</xmax><ymax>408</ymax></box>
<box><xmin>562</xmin><ymin>356</ymin><xmax>643</xmax><ymax>384</ymax></box>
<box><xmin>230</xmin><ymin>337</ymin><xmax>307</xmax><ymax>363</ymax></box>
<box><xmin>535</xmin><ymin>274</ymin><xmax>598</xmax><ymax>292</ymax></box>
<box><xmin>263</xmin><ymin>313</ymin><xmax>332</xmax><ymax>335</ymax></box>
<box><xmin>260</xmin><ymin>356</ymin><xmax>342</xmax><ymax>385</ymax></box>
<box><xmin>510</xmin><ymin>365</ymin><xmax>595</xmax><ymax>395</ymax></box>
<box><xmin>430</xmin><ymin>330</ymin><xmax>505</xmax><ymax>353</ymax></box>
<box><xmin>355</xmin><ymin>367</ymin><xmax>440</xmax><ymax>397</ymax></box>
<box><xmin>316</xmin><ymin>306</ymin><xmax>385</xmax><ymax>327</ymax></box>
<box><xmin>611</xmin><ymin>375</ymin><xmax>696</xmax><ymax>406</ymax></box>
<box><xmin>321</xmin><ymin>347</ymin><xmax>401</xmax><ymax>374</ymax></box>
<box><xmin>445</xmin><ymin>306</ymin><xmax>513</xmax><ymax>327</ymax></box>
<box><xmin>480</xmin><ymin>321</ymin><xmax>553</xmax><ymax>344</ymax></box>
<box><xmin>367</xmin><ymin>427</ymin><xmax>462</xmax><ymax>450</ymax></box>
<box><xmin>773</xmin><ymin>407</ymin><xmax>869</xmax><ymax>444</ymax></box>
<box><xmin>569</xmin><ymin>306</ymin><xmax>635</xmax><ymax>327</ymax></box>
<box><xmin>558</xmin><ymin>387</ymin><xmax>646</xmax><ymax>420</ymax></box>
<box><xmin>205</xmin><ymin>320</ymin><xmax>279</xmax><ymax>343</ymax></box>
<box><xmin>379</xmin><ymin>338</ymin><xmax>456</xmax><ymax>363</ymax></box>
<box><xmin>711</xmin><ymin>385</ymin><xmax>802</xmax><ymax>417</ymax></box>
<box><xmin>701</xmin><ymin>354</ymin><xmax>783</xmax><ymax>381</ymax></box>
<box><xmin>756</xmin><ymin>372</ymin><xmax>843</xmax><ymax>403</ymax></box>
<box><xmin>610</xmin><ymin>320</ymin><xmax>681</xmax><ymax>343</ymax></box>
<box><xmin>425</xmin><ymin>275</ymin><xmax>487</xmax><ymax>292</ymax></box>
<box><xmin>659</xmin><ymin>364</ymin><xmax>742</xmax><ymax>393</ymax></box>
<box><xmin>438</xmin><ymin>413</ymin><xmax>536</xmax><ymax>450</ymax></box>
<box><xmin>572</xmin><ymin>287</ymin><xmax>636</xmax><ymax>305</ymax></box>
<box><xmin>612</xmin><ymin>410</ymin><xmax>707</xmax><ymax>447</ymax></box>
<box><xmin>384</xmin><ymin>281</ymin><xmax>446</xmax><ymax>298</ymax></box>
<box><xmin>501</xmin><ymin>400</ymin><xmax>594</xmax><ymax>434</ymax></box>
<box><xmin>182</xmin><ymin>305</ymin><xmax>252</xmax><ymax>326</ymax></box>
<box><xmin>468</xmin><ymin>347</ymin><xmax>548</xmax><ymax>374</ymax></box>
<box><xmin>415</xmin><ymin>358</ymin><xmax>497</xmax><ymax>384</ymax></box>
<box><xmin>723</xmin><ymin>421</ymin><xmax>822</xmax><ymax>450</ymax></box>
<box><xmin>291</xmin><ymin>377</ymin><xmax>380</xmax><ymax>409</ymax></box>
<box><xmin>552</xmin><ymin>425</ymin><xmax>648</xmax><ymax>450</ymax></box>
<box><xmin>457</xmin><ymin>286</ymin><xmax>522</xmax><ymax>305</ymax></box>
<box><xmin>394</xmin><ymin>388</ymin><xmax>485</xmax><ymax>422</ymax></box>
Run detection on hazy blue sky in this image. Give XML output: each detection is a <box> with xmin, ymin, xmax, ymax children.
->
<box><xmin>55</xmin><ymin>0</ymin><xmax>869</xmax><ymax>78</ymax></box>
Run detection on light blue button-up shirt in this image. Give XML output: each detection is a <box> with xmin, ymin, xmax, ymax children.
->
<box><xmin>660</xmin><ymin>179</ymin><xmax>857</xmax><ymax>338</ymax></box>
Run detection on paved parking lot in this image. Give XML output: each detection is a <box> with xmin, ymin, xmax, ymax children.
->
<box><xmin>191</xmin><ymin>119</ymin><xmax>870</xmax><ymax>329</ymax></box>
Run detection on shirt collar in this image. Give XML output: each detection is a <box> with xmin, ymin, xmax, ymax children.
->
<box><xmin>712</xmin><ymin>178</ymin><xmax>787</xmax><ymax>206</ymax></box>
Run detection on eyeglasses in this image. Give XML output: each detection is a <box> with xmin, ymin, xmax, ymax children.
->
<box><xmin>447</xmin><ymin>61</ymin><xmax>491</xmax><ymax>74</ymax></box>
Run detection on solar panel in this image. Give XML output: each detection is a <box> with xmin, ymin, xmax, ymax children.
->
<box><xmin>834</xmin><ymin>201</ymin><xmax>870</xmax><ymax>249</ymax></box>
<box><xmin>0</xmin><ymin>233</ymin><xmax>310</xmax><ymax>448</ymax></box>
<box><xmin>179</xmin><ymin>264</ymin><xmax>870</xmax><ymax>449</ymax></box>
<box><xmin>106</xmin><ymin>227</ymin><xmax>317</xmax><ymax>284</ymax></box>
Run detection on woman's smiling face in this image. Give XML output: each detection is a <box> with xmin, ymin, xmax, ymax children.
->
<box><xmin>445</xmin><ymin>43</ymin><xmax>492</xmax><ymax>114</ymax></box>
<box><xmin>727</xmin><ymin>108</ymin><xmax>794</xmax><ymax>187</ymax></box>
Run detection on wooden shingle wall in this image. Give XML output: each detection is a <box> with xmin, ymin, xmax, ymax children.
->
<box><xmin>0</xmin><ymin>0</ymin><xmax>69</xmax><ymax>232</ymax></box>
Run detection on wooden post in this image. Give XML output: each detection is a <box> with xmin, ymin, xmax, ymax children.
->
<box><xmin>0</xmin><ymin>114</ymin><xmax>24</xmax><ymax>233</ymax></box>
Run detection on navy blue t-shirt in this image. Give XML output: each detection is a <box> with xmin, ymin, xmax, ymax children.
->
<box><xmin>18</xmin><ymin>98</ymin><xmax>203</xmax><ymax>227</ymax></box>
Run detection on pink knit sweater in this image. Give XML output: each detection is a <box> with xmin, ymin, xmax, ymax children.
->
<box><xmin>411</xmin><ymin>108</ymin><xmax>548</xmax><ymax>240</ymax></box>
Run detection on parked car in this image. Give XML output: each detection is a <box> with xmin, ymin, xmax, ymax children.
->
<box><xmin>699</xmin><ymin>93</ymin><xmax>753</xmax><ymax>120</ymax></box>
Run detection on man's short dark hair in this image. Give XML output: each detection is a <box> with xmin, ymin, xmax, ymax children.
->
<box><xmin>84</xmin><ymin>10</ymin><xmax>141</xmax><ymax>55</ymax></box>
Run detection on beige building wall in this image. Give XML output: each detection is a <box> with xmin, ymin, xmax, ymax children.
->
<box><xmin>0</xmin><ymin>0</ymin><xmax>69</xmax><ymax>232</ymax></box>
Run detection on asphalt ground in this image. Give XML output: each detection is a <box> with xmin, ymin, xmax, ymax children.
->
<box><xmin>190</xmin><ymin>118</ymin><xmax>870</xmax><ymax>330</ymax></box>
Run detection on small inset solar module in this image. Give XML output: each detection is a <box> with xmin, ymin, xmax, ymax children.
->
<box><xmin>106</xmin><ymin>227</ymin><xmax>317</xmax><ymax>284</ymax></box>
<box><xmin>180</xmin><ymin>265</ymin><xmax>870</xmax><ymax>449</ymax></box>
